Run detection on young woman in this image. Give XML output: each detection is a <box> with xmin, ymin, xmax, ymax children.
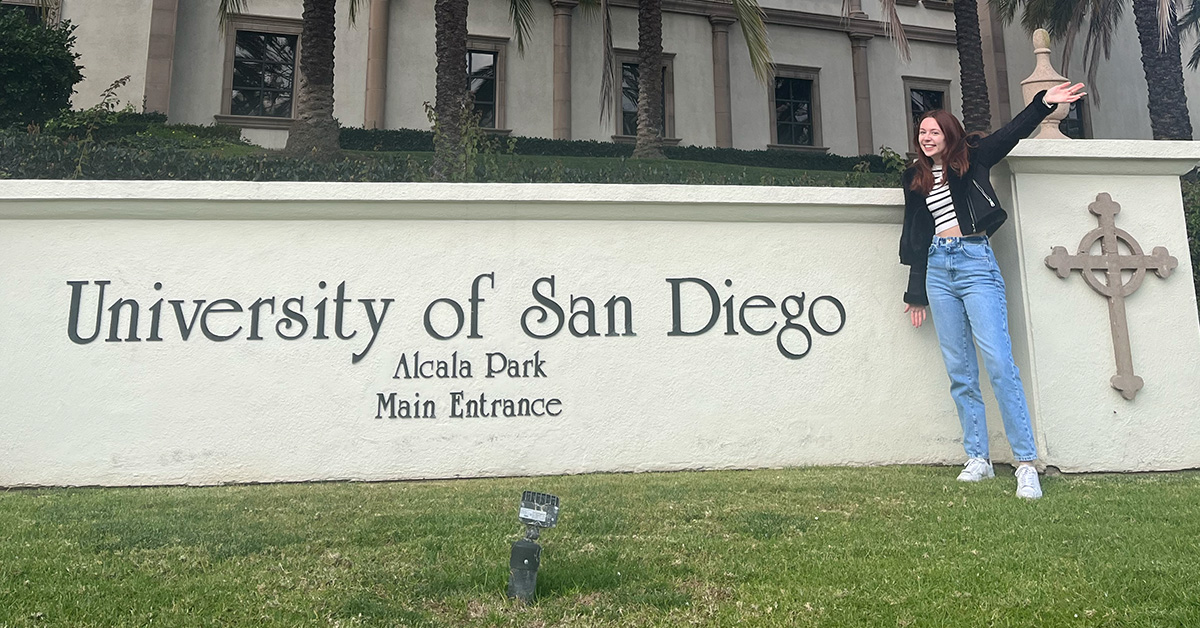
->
<box><xmin>899</xmin><ymin>82</ymin><xmax>1086</xmax><ymax>499</ymax></box>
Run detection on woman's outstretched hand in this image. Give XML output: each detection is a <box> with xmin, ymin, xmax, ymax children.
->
<box><xmin>905</xmin><ymin>303</ymin><xmax>926</xmax><ymax>328</ymax></box>
<box><xmin>1044</xmin><ymin>81</ymin><xmax>1086</xmax><ymax>105</ymax></box>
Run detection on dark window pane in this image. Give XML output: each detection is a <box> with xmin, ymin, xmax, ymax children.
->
<box><xmin>622</xmin><ymin>112</ymin><xmax>637</xmax><ymax>136</ymax></box>
<box><xmin>775</xmin><ymin>102</ymin><xmax>791</xmax><ymax>124</ymax></box>
<box><xmin>232</xmin><ymin>60</ymin><xmax>260</xmax><ymax>89</ymax></box>
<box><xmin>796</xmin><ymin>124</ymin><xmax>812</xmax><ymax>146</ymax></box>
<box><xmin>235</xmin><ymin>31</ymin><xmax>265</xmax><ymax>59</ymax></box>
<box><xmin>773</xmin><ymin>77</ymin><xmax>815</xmax><ymax>145</ymax></box>
<box><xmin>794</xmin><ymin>101</ymin><xmax>809</xmax><ymax>124</ymax></box>
<box><xmin>910</xmin><ymin>88</ymin><xmax>945</xmax><ymax>128</ymax></box>
<box><xmin>265</xmin><ymin>68</ymin><xmax>293</xmax><ymax>91</ymax></box>
<box><xmin>231</xmin><ymin>30</ymin><xmax>296</xmax><ymax>118</ymax></box>
<box><xmin>264</xmin><ymin>35</ymin><xmax>296</xmax><ymax>63</ymax></box>
<box><xmin>475</xmin><ymin>103</ymin><xmax>496</xmax><ymax>128</ymax></box>
<box><xmin>267</xmin><ymin>93</ymin><xmax>292</xmax><ymax>117</ymax></box>
<box><xmin>1060</xmin><ymin>101</ymin><xmax>1086</xmax><ymax>139</ymax></box>
<box><xmin>621</xmin><ymin>63</ymin><xmax>640</xmax><ymax>119</ymax></box>
<box><xmin>777</xmin><ymin>123</ymin><xmax>793</xmax><ymax>146</ymax></box>
<box><xmin>472</xmin><ymin>79</ymin><xmax>495</xmax><ymax>104</ymax></box>
<box><xmin>0</xmin><ymin>5</ymin><xmax>41</xmax><ymax>24</ymax></box>
<box><xmin>465</xmin><ymin>50</ymin><xmax>498</xmax><ymax>128</ymax></box>
<box><xmin>470</xmin><ymin>52</ymin><xmax>495</xmax><ymax>74</ymax></box>
<box><xmin>794</xmin><ymin>79</ymin><xmax>811</xmax><ymax>103</ymax></box>
<box><xmin>619</xmin><ymin>62</ymin><xmax>668</xmax><ymax>137</ymax></box>
<box><xmin>231</xmin><ymin>89</ymin><xmax>258</xmax><ymax>116</ymax></box>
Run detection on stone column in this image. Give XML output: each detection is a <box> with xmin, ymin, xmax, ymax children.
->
<box><xmin>845</xmin><ymin>0</ymin><xmax>867</xmax><ymax>19</ymax></box>
<box><xmin>364</xmin><ymin>0</ymin><xmax>390</xmax><ymax>130</ymax></box>
<box><xmin>992</xmin><ymin>141</ymin><xmax>1200</xmax><ymax>471</ymax></box>
<box><xmin>551</xmin><ymin>0</ymin><xmax>578</xmax><ymax>140</ymax></box>
<box><xmin>709</xmin><ymin>15</ymin><xmax>735</xmax><ymax>148</ymax></box>
<box><xmin>143</xmin><ymin>0</ymin><xmax>179</xmax><ymax>115</ymax></box>
<box><xmin>849</xmin><ymin>32</ymin><xmax>873</xmax><ymax>156</ymax></box>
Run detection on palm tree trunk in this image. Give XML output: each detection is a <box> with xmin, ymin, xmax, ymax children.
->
<box><xmin>953</xmin><ymin>0</ymin><xmax>991</xmax><ymax>133</ymax></box>
<box><xmin>284</xmin><ymin>0</ymin><xmax>341</xmax><ymax>157</ymax></box>
<box><xmin>433</xmin><ymin>0</ymin><xmax>469</xmax><ymax>178</ymax></box>
<box><xmin>632</xmin><ymin>0</ymin><xmax>664</xmax><ymax>160</ymax></box>
<box><xmin>1132</xmin><ymin>0</ymin><xmax>1193</xmax><ymax>139</ymax></box>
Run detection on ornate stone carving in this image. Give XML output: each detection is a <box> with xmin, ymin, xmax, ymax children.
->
<box><xmin>1045</xmin><ymin>193</ymin><xmax>1178</xmax><ymax>400</ymax></box>
<box><xmin>1020</xmin><ymin>29</ymin><xmax>1070</xmax><ymax>139</ymax></box>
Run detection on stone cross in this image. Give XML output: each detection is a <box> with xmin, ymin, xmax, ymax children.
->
<box><xmin>1045</xmin><ymin>193</ymin><xmax>1177</xmax><ymax>400</ymax></box>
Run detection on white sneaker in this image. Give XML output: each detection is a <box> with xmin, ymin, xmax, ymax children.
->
<box><xmin>1015</xmin><ymin>465</ymin><xmax>1043</xmax><ymax>499</ymax></box>
<box><xmin>956</xmin><ymin>458</ymin><xmax>995</xmax><ymax>482</ymax></box>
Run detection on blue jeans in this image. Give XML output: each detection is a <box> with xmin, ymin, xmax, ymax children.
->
<box><xmin>926</xmin><ymin>236</ymin><xmax>1038</xmax><ymax>462</ymax></box>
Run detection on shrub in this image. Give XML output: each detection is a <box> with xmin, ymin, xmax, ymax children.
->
<box><xmin>339</xmin><ymin>127</ymin><xmax>892</xmax><ymax>173</ymax></box>
<box><xmin>0</xmin><ymin>130</ymin><xmax>902</xmax><ymax>188</ymax></box>
<box><xmin>0</xmin><ymin>10</ymin><xmax>84</xmax><ymax>129</ymax></box>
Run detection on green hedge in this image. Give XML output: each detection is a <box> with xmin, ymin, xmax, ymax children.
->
<box><xmin>0</xmin><ymin>130</ymin><xmax>900</xmax><ymax>187</ymax></box>
<box><xmin>43</xmin><ymin>110</ymin><xmax>241</xmax><ymax>143</ymax></box>
<box><xmin>338</xmin><ymin>127</ymin><xmax>890</xmax><ymax>172</ymax></box>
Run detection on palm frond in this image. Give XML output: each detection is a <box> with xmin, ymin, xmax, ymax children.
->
<box><xmin>348</xmin><ymin>0</ymin><xmax>367</xmax><ymax>24</ymax></box>
<box><xmin>1080</xmin><ymin>0</ymin><xmax>1122</xmax><ymax>104</ymax></box>
<box><xmin>730</xmin><ymin>0</ymin><xmax>773</xmax><ymax>85</ymax></box>
<box><xmin>217</xmin><ymin>0</ymin><xmax>251</xmax><ymax>32</ymax></box>
<box><xmin>1180</xmin><ymin>0</ymin><xmax>1200</xmax><ymax>67</ymax></box>
<box><xmin>1158</xmin><ymin>0</ymin><xmax>1185</xmax><ymax>51</ymax></box>
<box><xmin>509</xmin><ymin>0</ymin><xmax>537</xmax><ymax>54</ymax></box>
<box><xmin>990</xmin><ymin>0</ymin><xmax>1023</xmax><ymax>25</ymax></box>
<box><xmin>876</xmin><ymin>0</ymin><xmax>911</xmax><ymax>63</ymax></box>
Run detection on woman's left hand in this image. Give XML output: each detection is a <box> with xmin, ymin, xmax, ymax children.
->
<box><xmin>1044</xmin><ymin>81</ymin><xmax>1086</xmax><ymax>105</ymax></box>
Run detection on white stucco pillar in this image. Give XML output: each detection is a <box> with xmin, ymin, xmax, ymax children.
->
<box><xmin>995</xmin><ymin>140</ymin><xmax>1200</xmax><ymax>472</ymax></box>
<box><xmin>848</xmin><ymin>32</ymin><xmax>873</xmax><ymax>156</ymax></box>
<box><xmin>709</xmin><ymin>15</ymin><xmax>735</xmax><ymax>149</ymax></box>
<box><xmin>364</xmin><ymin>0</ymin><xmax>390</xmax><ymax>130</ymax></box>
<box><xmin>551</xmin><ymin>0</ymin><xmax>578</xmax><ymax>140</ymax></box>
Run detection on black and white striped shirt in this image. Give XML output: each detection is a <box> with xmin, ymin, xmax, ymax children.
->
<box><xmin>926</xmin><ymin>165</ymin><xmax>957</xmax><ymax>234</ymax></box>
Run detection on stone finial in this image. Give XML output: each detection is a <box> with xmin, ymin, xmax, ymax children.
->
<box><xmin>1021</xmin><ymin>28</ymin><xmax>1070</xmax><ymax>139</ymax></box>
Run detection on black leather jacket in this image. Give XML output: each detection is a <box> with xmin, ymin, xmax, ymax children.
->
<box><xmin>899</xmin><ymin>91</ymin><xmax>1057</xmax><ymax>305</ymax></box>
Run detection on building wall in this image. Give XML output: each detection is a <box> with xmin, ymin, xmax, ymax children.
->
<box><xmin>166</xmin><ymin>0</ymin><xmax>367</xmax><ymax>146</ymax></box>
<box><xmin>168</xmin><ymin>0</ymin><xmax>247</xmax><ymax>127</ymax></box>
<box><xmin>998</xmin><ymin>14</ymin><xmax>1200</xmax><ymax>139</ymax></box>
<box><xmin>62</xmin><ymin>0</ymin><xmax>154</xmax><ymax>109</ymax></box>
<box><xmin>999</xmin><ymin>17</ymin><xmax>1152</xmax><ymax>138</ymax></box>
<box><xmin>49</xmin><ymin>0</ymin><xmax>1200</xmax><ymax>151</ymax></box>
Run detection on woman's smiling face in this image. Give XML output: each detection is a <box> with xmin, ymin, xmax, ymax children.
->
<box><xmin>918</xmin><ymin>117</ymin><xmax>946</xmax><ymax>162</ymax></box>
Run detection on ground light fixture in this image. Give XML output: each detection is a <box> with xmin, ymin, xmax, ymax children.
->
<box><xmin>506</xmin><ymin>491</ymin><xmax>560</xmax><ymax>602</ymax></box>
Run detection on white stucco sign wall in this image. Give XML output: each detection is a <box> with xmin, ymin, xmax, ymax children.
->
<box><xmin>2</xmin><ymin>141</ymin><xmax>1199</xmax><ymax>486</ymax></box>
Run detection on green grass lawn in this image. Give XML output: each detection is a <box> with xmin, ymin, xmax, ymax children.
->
<box><xmin>2</xmin><ymin>466</ymin><xmax>1198</xmax><ymax>627</ymax></box>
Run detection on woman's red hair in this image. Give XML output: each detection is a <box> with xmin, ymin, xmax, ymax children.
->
<box><xmin>908</xmin><ymin>110</ymin><xmax>974</xmax><ymax>195</ymax></box>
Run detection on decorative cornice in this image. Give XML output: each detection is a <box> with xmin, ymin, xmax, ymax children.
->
<box><xmin>604</xmin><ymin>0</ymin><xmax>955</xmax><ymax>46</ymax></box>
<box><xmin>761</xmin><ymin>9</ymin><xmax>955</xmax><ymax>45</ymax></box>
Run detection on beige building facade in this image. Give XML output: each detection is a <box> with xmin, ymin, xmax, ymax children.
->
<box><xmin>6</xmin><ymin>0</ymin><xmax>1200</xmax><ymax>153</ymax></box>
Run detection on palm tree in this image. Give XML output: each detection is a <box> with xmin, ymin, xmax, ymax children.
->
<box><xmin>589</xmin><ymin>0</ymin><xmax>773</xmax><ymax>159</ymax></box>
<box><xmin>219</xmin><ymin>0</ymin><xmax>366</xmax><ymax>157</ymax></box>
<box><xmin>431</xmin><ymin>0</ymin><xmax>537</xmax><ymax>178</ymax></box>
<box><xmin>996</xmin><ymin>0</ymin><xmax>1193</xmax><ymax>140</ymax></box>
<box><xmin>954</xmin><ymin>0</ymin><xmax>992</xmax><ymax>133</ymax></box>
<box><xmin>854</xmin><ymin>0</ymin><xmax>992</xmax><ymax>133</ymax></box>
<box><xmin>632</xmin><ymin>0</ymin><xmax>666</xmax><ymax>159</ymax></box>
<box><xmin>432</xmin><ymin>0</ymin><xmax>469</xmax><ymax>177</ymax></box>
<box><xmin>1132</xmin><ymin>0</ymin><xmax>1192</xmax><ymax>139</ymax></box>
